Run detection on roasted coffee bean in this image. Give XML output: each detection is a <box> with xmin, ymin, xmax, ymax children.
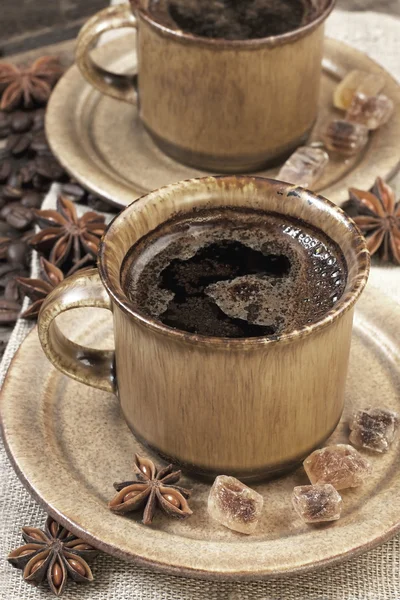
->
<box><xmin>6</xmin><ymin>204</ymin><xmax>33</xmax><ymax>230</ymax></box>
<box><xmin>0</xmin><ymin>264</ymin><xmax>28</xmax><ymax>288</ymax></box>
<box><xmin>0</xmin><ymin>159</ymin><xmax>12</xmax><ymax>183</ymax></box>
<box><xmin>61</xmin><ymin>182</ymin><xmax>86</xmax><ymax>202</ymax></box>
<box><xmin>32</xmin><ymin>173</ymin><xmax>50</xmax><ymax>191</ymax></box>
<box><xmin>87</xmin><ymin>194</ymin><xmax>115</xmax><ymax>212</ymax></box>
<box><xmin>0</xmin><ymin>221</ymin><xmax>19</xmax><ymax>237</ymax></box>
<box><xmin>11</xmin><ymin>111</ymin><xmax>33</xmax><ymax>133</ymax></box>
<box><xmin>0</xmin><ymin>203</ymin><xmax>16</xmax><ymax>219</ymax></box>
<box><xmin>21</xmin><ymin>191</ymin><xmax>42</xmax><ymax>208</ymax></box>
<box><xmin>19</xmin><ymin>161</ymin><xmax>36</xmax><ymax>185</ymax></box>
<box><xmin>32</xmin><ymin>109</ymin><xmax>45</xmax><ymax>132</ymax></box>
<box><xmin>7</xmin><ymin>240</ymin><xmax>29</xmax><ymax>266</ymax></box>
<box><xmin>36</xmin><ymin>147</ymin><xmax>53</xmax><ymax>158</ymax></box>
<box><xmin>0</xmin><ymin>112</ymin><xmax>11</xmax><ymax>139</ymax></box>
<box><xmin>0</xmin><ymin>298</ymin><xmax>21</xmax><ymax>324</ymax></box>
<box><xmin>2</xmin><ymin>186</ymin><xmax>23</xmax><ymax>200</ymax></box>
<box><xmin>21</xmin><ymin>227</ymin><xmax>35</xmax><ymax>241</ymax></box>
<box><xmin>0</xmin><ymin>267</ymin><xmax>28</xmax><ymax>288</ymax></box>
<box><xmin>5</xmin><ymin>277</ymin><xmax>21</xmax><ymax>302</ymax></box>
<box><xmin>6</xmin><ymin>133</ymin><xmax>31</xmax><ymax>156</ymax></box>
<box><xmin>31</xmin><ymin>130</ymin><xmax>48</xmax><ymax>153</ymax></box>
<box><xmin>0</xmin><ymin>263</ymin><xmax>16</xmax><ymax>280</ymax></box>
<box><xmin>0</xmin><ymin>268</ymin><xmax>18</xmax><ymax>290</ymax></box>
<box><xmin>35</xmin><ymin>155</ymin><xmax>64</xmax><ymax>180</ymax></box>
<box><xmin>0</xmin><ymin>237</ymin><xmax>10</xmax><ymax>259</ymax></box>
<box><xmin>0</xmin><ymin>150</ymin><xmax>9</xmax><ymax>164</ymax></box>
<box><xmin>2</xmin><ymin>174</ymin><xmax>23</xmax><ymax>200</ymax></box>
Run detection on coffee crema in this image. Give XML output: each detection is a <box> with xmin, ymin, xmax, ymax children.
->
<box><xmin>149</xmin><ymin>0</ymin><xmax>311</xmax><ymax>40</ymax></box>
<box><xmin>121</xmin><ymin>208</ymin><xmax>347</xmax><ymax>338</ymax></box>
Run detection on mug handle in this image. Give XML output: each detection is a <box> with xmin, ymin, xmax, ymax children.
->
<box><xmin>75</xmin><ymin>4</ymin><xmax>138</xmax><ymax>104</ymax></box>
<box><xmin>38</xmin><ymin>269</ymin><xmax>115</xmax><ymax>394</ymax></box>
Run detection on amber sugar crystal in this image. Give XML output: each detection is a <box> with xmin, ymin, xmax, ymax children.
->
<box><xmin>208</xmin><ymin>475</ymin><xmax>263</xmax><ymax>534</ymax></box>
<box><xmin>349</xmin><ymin>408</ymin><xmax>399</xmax><ymax>453</ymax></box>
<box><xmin>278</xmin><ymin>146</ymin><xmax>329</xmax><ymax>188</ymax></box>
<box><xmin>334</xmin><ymin>69</ymin><xmax>385</xmax><ymax>110</ymax></box>
<box><xmin>292</xmin><ymin>484</ymin><xmax>342</xmax><ymax>523</ymax></box>
<box><xmin>303</xmin><ymin>444</ymin><xmax>371</xmax><ymax>490</ymax></box>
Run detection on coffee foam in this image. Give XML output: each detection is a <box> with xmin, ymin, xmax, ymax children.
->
<box><xmin>121</xmin><ymin>208</ymin><xmax>347</xmax><ymax>338</ymax></box>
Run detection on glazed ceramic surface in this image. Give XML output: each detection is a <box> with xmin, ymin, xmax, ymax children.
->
<box><xmin>75</xmin><ymin>1</ymin><xmax>334</xmax><ymax>171</ymax></box>
<box><xmin>46</xmin><ymin>36</ymin><xmax>400</xmax><ymax>208</ymax></box>
<box><xmin>36</xmin><ymin>177</ymin><xmax>369</xmax><ymax>479</ymax></box>
<box><xmin>1</xmin><ymin>284</ymin><xmax>400</xmax><ymax>579</ymax></box>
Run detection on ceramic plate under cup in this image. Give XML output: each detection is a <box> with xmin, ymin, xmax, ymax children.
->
<box><xmin>1</xmin><ymin>284</ymin><xmax>400</xmax><ymax>580</ymax></box>
<box><xmin>45</xmin><ymin>35</ymin><xmax>400</xmax><ymax>209</ymax></box>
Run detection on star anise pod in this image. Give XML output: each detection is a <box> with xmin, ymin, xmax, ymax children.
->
<box><xmin>343</xmin><ymin>177</ymin><xmax>400</xmax><ymax>264</ymax></box>
<box><xmin>0</xmin><ymin>57</ymin><xmax>64</xmax><ymax>111</ymax></box>
<box><xmin>29</xmin><ymin>195</ymin><xmax>106</xmax><ymax>269</ymax></box>
<box><xmin>16</xmin><ymin>255</ymin><xmax>93</xmax><ymax>319</ymax></box>
<box><xmin>109</xmin><ymin>454</ymin><xmax>193</xmax><ymax>525</ymax></box>
<box><xmin>8</xmin><ymin>515</ymin><xmax>98</xmax><ymax>596</ymax></box>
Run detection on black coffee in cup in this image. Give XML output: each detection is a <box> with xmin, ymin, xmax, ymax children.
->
<box><xmin>121</xmin><ymin>207</ymin><xmax>347</xmax><ymax>338</ymax></box>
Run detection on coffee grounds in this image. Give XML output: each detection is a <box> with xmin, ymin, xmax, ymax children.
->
<box><xmin>121</xmin><ymin>208</ymin><xmax>347</xmax><ymax>339</ymax></box>
<box><xmin>149</xmin><ymin>0</ymin><xmax>308</xmax><ymax>40</ymax></box>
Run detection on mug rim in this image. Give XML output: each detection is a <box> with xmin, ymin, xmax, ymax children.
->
<box><xmin>98</xmin><ymin>176</ymin><xmax>370</xmax><ymax>348</ymax></box>
<box><xmin>130</xmin><ymin>0</ymin><xmax>336</xmax><ymax>49</ymax></box>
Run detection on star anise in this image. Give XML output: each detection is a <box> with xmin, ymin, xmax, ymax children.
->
<box><xmin>109</xmin><ymin>454</ymin><xmax>193</xmax><ymax>525</ymax></box>
<box><xmin>16</xmin><ymin>255</ymin><xmax>93</xmax><ymax>319</ymax></box>
<box><xmin>343</xmin><ymin>177</ymin><xmax>400</xmax><ymax>264</ymax></box>
<box><xmin>29</xmin><ymin>195</ymin><xmax>106</xmax><ymax>269</ymax></box>
<box><xmin>8</xmin><ymin>515</ymin><xmax>98</xmax><ymax>596</ymax></box>
<box><xmin>0</xmin><ymin>57</ymin><xmax>64</xmax><ymax>111</ymax></box>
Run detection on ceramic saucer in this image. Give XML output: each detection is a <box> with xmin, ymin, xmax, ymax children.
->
<box><xmin>1</xmin><ymin>284</ymin><xmax>400</xmax><ymax>580</ymax></box>
<box><xmin>46</xmin><ymin>35</ymin><xmax>400</xmax><ymax>209</ymax></box>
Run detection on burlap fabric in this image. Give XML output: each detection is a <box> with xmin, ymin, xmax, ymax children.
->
<box><xmin>1</xmin><ymin>10</ymin><xmax>400</xmax><ymax>599</ymax></box>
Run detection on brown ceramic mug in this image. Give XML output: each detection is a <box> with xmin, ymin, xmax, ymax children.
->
<box><xmin>75</xmin><ymin>0</ymin><xmax>335</xmax><ymax>172</ymax></box>
<box><xmin>37</xmin><ymin>177</ymin><xmax>369</xmax><ymax>480</ymax></box>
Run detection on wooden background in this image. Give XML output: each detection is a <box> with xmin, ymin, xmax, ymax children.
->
<box><xmin>0</xmin><ymin>0</ymin><xmax>108</xmax><ymax>56</ymax></box>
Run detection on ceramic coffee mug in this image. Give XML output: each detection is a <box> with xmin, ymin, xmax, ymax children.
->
<box><xmin>38</xmin><ymin>177</ymin><xmax>369</xmax><ymax>480</ymax></box>
<box><xmin>75</xmin><ymin>0</ymin><xmax>335</xmax><ymax>172</ymax></box>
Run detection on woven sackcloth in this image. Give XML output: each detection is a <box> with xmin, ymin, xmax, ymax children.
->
<box><xmin>1</xmin><ymin>9</ymin><xmax>400</xmax><ymax>599</ymax></box>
